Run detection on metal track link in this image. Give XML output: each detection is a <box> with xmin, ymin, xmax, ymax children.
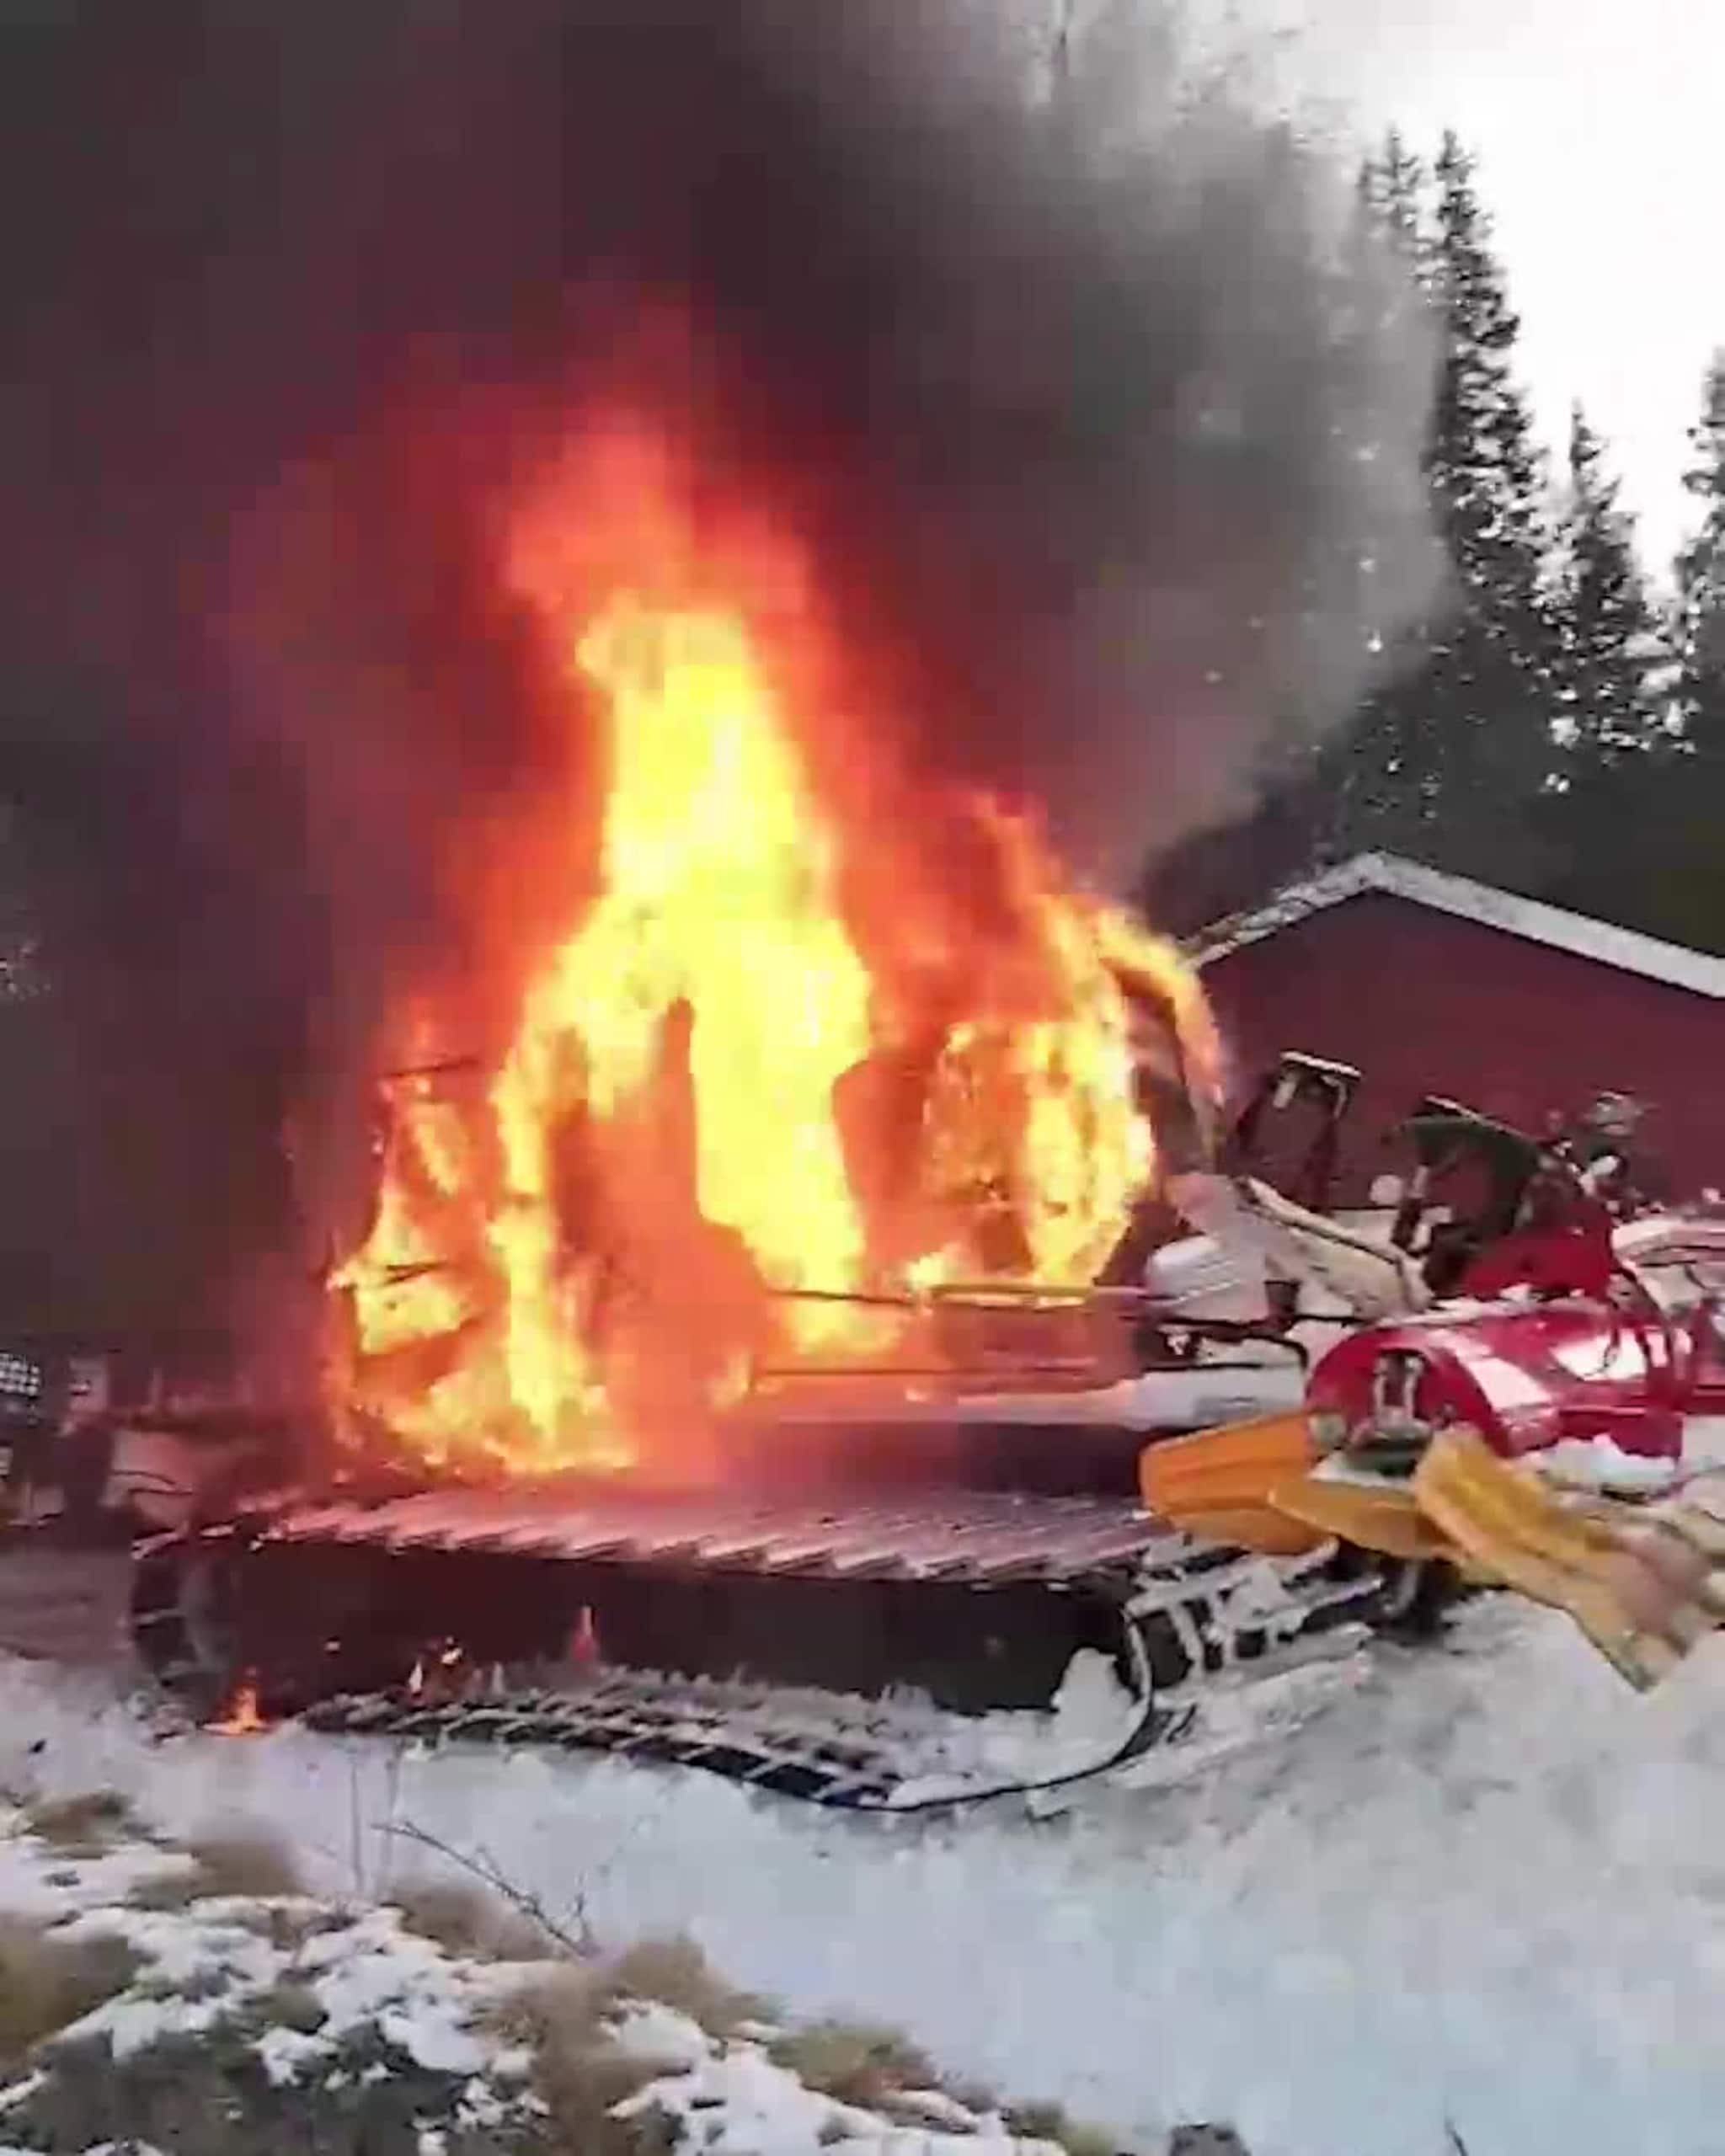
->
<box><xmin>299</xmin><ymin>1648</ymin><xmax>1189</xmax><ymax>1812</ymax></box>
<box><xmin>306</xmin><ymin>1666</ymin><xmax>1074</xmax><ymax>1807</ymax></box>
<box><xmin>304</xmin><ymin>1678</ymin><xmax>919</xmax><ymax>1806</ymax></box>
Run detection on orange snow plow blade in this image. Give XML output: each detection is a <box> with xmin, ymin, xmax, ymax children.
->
<box><xmin>1268</xmin><ymin>1470</ymin><xmax>1457</xmax><ymax>1565</ymax></box>
<box><xmin>1413</xmin><ymin>1429</ymin><xmax>1725</xmax><ymax>1689</ymax></box>
<box><xmin>1139</xmin><ymin>1413</ymin><xmax>1328</xmax><ymax>1556</ymax></box>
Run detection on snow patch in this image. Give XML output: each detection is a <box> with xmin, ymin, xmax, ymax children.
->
<box><xmin>257</xmin><ymin>2021</ymin><xmax>329</xmax><ymax>2086</ymax></box>
<box><xmin>1533</xmin><ymin>1436</ymin><xmax>1681</xmax><ymax>1495</ymax></box>
<box><xmin>883</xmin><ymin>1647</ymin><xmax>1143</xmax><ymax>1809</ymax></box>
<box><xmin>611</xmin><ymin>1999</ymin><xmax>715</xmax><ymax>2070</ymax></box>
<box><xmin>0</xmin><ymin>1825</ymin><xmax>184</xmax><ymax>1923</ymax></box>
<box><xmin>619</xmin><ymin>2041</ymin><xmax>1063</xmax><ymax>2156</ymax></box>
<box><xmin>1683</xmin><ymin>1416</ymin><xmax>1725</xmax><ymax>1466</ymax></box>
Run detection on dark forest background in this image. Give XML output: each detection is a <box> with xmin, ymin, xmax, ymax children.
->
<box><xmin>1143</xmin><ymin>131</ymin><xmax>1725</xmax><ymax>953</ymax></box>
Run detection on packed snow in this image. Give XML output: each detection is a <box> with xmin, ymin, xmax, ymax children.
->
<box><xmin>1</xmin><ymin>1595</ymin><xmax>1723</xmax><ymax>2154</ymax></box>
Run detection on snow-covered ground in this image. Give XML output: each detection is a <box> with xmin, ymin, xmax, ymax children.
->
<box><xmin>2</xmin><ymin>1603</ymin><xmax>1722</xmax><ymax>2156</ymax></box>
<box><xmin>0</xmin><ymin>1793</ymin><xmax>1065</xmax><ymax>2156</ymax></box>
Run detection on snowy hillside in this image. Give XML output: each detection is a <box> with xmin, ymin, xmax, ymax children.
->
<box><xmin>0</xmin><ymin>1602</ymin><xmax>1721</xmax><ymax>2156</ymax></box>
<box><xmin>0</xmin><ymin>1794</ymin><xmax>1096</xmax><ymax>2156</ymax></box>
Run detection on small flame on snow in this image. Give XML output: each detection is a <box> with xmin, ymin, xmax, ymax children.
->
<box><xmin>408</xmin><ymin>1642</ymin><xmax>467</xmax><ymax>1699</ymax></box>
<box><xmin>569</xmin><ymin>1606</ymin><xmax>601</xmax><ymax>1668</ymax></box>
<box><xmin>206</xmin><ymin>1677</ymin><xmax>266</xmax><ymax>1737</ymax></box>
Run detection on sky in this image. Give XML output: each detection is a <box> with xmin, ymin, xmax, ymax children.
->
<box><xmin>1235</xmin><ymin>0</ymin><xmax>1718</xmax><ymax>576</ymax></box>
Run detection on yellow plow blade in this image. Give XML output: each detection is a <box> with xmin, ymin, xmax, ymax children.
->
<box><xmin>1140</xmin><ymin>1412</ymin><xmax>1725</xmax><ymax>1690</ymax></box>
<box><xmin>1268</xmin><ymin>1470</ymin><xmax>1458</xmax><ymax>1565</ymax></box>
<box><xmin>1139</xmin><ymin>1413</ymin><xmax>1329</xmax><ymax>1556</ymax></box>
<box><xmin>1413</xmin><ymin>1429</ymin><xmax>1725</xmax><ymax>1690</ymax></box>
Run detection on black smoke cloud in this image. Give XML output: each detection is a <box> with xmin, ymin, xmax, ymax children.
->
<box><xmin>0</xmin><ymin>0</ymin><xmax>1439</xmax><ymax>1327</ymax></box>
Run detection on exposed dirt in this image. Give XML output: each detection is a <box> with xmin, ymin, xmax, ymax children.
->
<box><xmin>6</xmin><ymin>2021</ymin><xmax>560</xmax><ymax>2156</ymax></box>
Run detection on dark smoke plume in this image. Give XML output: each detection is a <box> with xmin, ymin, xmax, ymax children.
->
<box><xmin>0</xmin><ymin>0</ymin><xmax>1439</xmax><ymax>1331</ymax></box>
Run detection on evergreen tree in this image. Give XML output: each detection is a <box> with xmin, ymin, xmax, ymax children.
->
<box><xmin>1311</xmin><ymin>134</ymin><xmax>1560</xmax><ymax>885</ymax></box>
<box><xmin>1359</xmin><ymin>126</ymin><xmax>1426</xmax><ymax>265</ymax></box>
<box><xmin>1410</xmin><ymin>133</ymin><xmax>1561</xmax><ymax>876</ymax></box>
<box><xmin>1541</xmin><ymin>405</ymin><xmax>1673</xmax><ymax>923</ymax></box>
<box><xmin>1674</xmin><ymin>351</ymin><xmax>1725</xmax><ymax>759</ymax></box>
<box><xmin>1630</xmin><ymin>354</ymin><xmax>1725</xmax><ymax>953</ymax></box>
<box><xmin>1140</xmin><ymin>125</ymin><xmax>1450</xmax><ymax>919</ymax></box>
<box><xmin>1144</xmin><ymin>134</ymin><xmax>1569</xmax><ymax>922</ymax></box>
<box><xmin>1551</xmin><ymin>403</ymin><xmax>1662</xmax><ymax>771</ymax></box>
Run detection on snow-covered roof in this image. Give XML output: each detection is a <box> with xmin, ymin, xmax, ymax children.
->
<box><xmin>1186</xmin><ymin>850</ymin><xmax>1725</xmax><ymax>1002</ymax></box>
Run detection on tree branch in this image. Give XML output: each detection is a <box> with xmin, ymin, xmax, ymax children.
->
<box><xmin>381</xmin><ymin>1817</ymin><xmax>595</xmax><ymax>1958</ymax></box>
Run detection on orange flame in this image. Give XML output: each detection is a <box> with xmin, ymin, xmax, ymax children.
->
<box><xmin>206</xmin><ymin>1677</ymin><xmax>266</xmax><ymax>1736</ymax></box>
<box><xmin>330</xmin><ymin>419</ymin><xmax>1219</xmax><ymax>1479</ymax></box>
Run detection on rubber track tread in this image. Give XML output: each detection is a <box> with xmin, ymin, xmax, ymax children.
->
<box><xmin>298</xmin><ymin>1659</ymin><xmax>1187</xmax><ymax>1812</ymax></box>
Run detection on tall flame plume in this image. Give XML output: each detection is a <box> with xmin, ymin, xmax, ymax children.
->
<box><xmin>329</xmin><ymin>419</ymin><xmax>1219</xmax><ymax>1479</ymax></box>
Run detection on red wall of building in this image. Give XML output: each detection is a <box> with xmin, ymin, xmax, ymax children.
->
<box><xmin>1198</xmin><ymin>893</ymin><xmax>1725</xmax><ymax>1199</ymax></box>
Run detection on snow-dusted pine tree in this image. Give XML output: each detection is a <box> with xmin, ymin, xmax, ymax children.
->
<box><xmin>1551</xmin><ymin>404</ymin><xmax>1663</xmax><ymax>770</ymax></box>
<box><xmin>1407</xmin><ymin>134</ymin><xmax>1561</xmax><ymax>878</ymax></box>
<box><xmin>1538</xmin><ymin>405</ymin><xmax>1677</xmax><ymax>926</ymax></box>
<box><xmin>1674</xmin><ymin>352</ymin><xmax>1725</xmax><ymax>763</ymax></box>
<box><xmin>1614</xmin><ymin>353</ymin><xmax>1725</xmax><ymax>953</ymax></box>
<box><xmin>1313</xmin><ymin>135</ymin><xmax>1559</xmax><ymax>887</ymax></box>
<box><xmin>1360</xmin><ymin>125</ymin><xmax>1426</xmax><ymax>264</ymax></box>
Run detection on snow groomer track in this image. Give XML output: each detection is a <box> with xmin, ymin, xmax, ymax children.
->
<box><xmin>130</xmin><ymin>1474</ymin><xmax>1408</xmax><ymax>1810</ymax></box>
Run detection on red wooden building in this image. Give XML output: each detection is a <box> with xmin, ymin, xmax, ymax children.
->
<box><xmin>1187</xmin><ymin>852</ymin><xmax>1725</xmax><ymax>1202</ymax></box>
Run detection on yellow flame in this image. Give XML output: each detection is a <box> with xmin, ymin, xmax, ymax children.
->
<box><xmin>329</xmin><ymin>435</ymin><xmax>1220</xmax><ymax>1480</ymax></box>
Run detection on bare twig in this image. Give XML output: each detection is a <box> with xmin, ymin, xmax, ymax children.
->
<box><xmin>377</xmin><ymin>1744</ymin><xmax>405</xmax><ymax>1898</ymax></box>
<box><xmin>347</xmin><ymin>1748</ymin><xmax>366</xmax><ymax>1902</ymax></box>
<box><xmin>382</xmin><ymin>1817</ymin><xmax>595</xmax><ymax>1958</ymax></box>
<box><xmin>1445</xmin><ymin>2121</ymin><xmax>1471</xmax><ymax>2156</ymax></box>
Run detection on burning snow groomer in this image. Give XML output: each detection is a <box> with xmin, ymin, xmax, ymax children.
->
<box><xmin>144</xmin><ymin>424</ymin><xmax>1385</xmax><ymax>1806</ymax></box>
<box><xmin>8</xmin><ymin>0</ymin><xmax>1519</xmax><ymax>1797</ymax></box>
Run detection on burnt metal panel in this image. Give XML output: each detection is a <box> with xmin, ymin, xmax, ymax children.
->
<box><xmin>249</xmin><ymin>1483</ymin><xmax>1173</xmax><ymax>1588</ymax></box>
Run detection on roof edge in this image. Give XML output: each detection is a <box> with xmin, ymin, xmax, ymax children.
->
<box><xmin>1183</xmin><ymin>851</ymin><xmax>1725</xmax><ymax>1002</ymax></box>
